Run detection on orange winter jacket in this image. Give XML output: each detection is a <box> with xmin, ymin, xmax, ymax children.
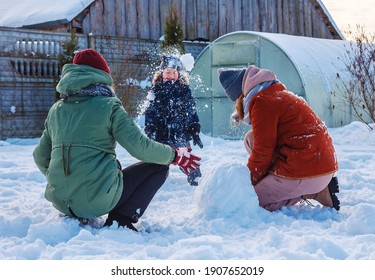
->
<box><xmin>247</xmin><ymin>83</ymin><xmax>338</xmax><ymax>186</ymax></box>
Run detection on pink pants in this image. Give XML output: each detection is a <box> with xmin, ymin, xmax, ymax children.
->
<box><xmin>244</xmin><ymin>130</ymin><xmax>334</xmax><ymax>211</ymax></box>
<box><xmin>254</xmin><ymin>173</ymin><xmax>334</xmax><ymax>211</ymax></box>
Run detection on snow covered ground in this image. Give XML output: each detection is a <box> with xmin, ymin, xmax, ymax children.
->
<box><xmin>1</xmin><ymin>120</ymin><xmax>374</xmax><ymax>262</ymax></box>
<box><xmin>0</xmin><ymin>122</ymin><xmax>375</xmax><ymax>280</ymax></box>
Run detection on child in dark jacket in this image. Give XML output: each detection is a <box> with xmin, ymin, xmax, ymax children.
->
<box><xmin>144</xmin><ymin>55</ymin><xmax>203</xmax><ymax>186</ymax></box>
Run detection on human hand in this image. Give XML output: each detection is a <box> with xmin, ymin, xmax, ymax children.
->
<box><xmin>172</xmin><ymin>147</ymin><xmax>201</xmax><ymax>174</ymax></box>
<box><xmin>187</xmin><ymin>123</ymin><xmax>203</xmax><ymax>148</ymax></box>
<box><xmin>192</xmin><ymin>134</ymin><xmax>204</xmax><ymax>148</ymax></box>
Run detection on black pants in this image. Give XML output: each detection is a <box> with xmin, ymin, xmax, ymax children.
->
<box><xmin>109</xmin><ymin>162</ymin><xmax>169</xmax><ymax>222</ymax></box>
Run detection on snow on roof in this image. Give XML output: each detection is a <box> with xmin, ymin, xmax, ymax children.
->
<box><xmin>0</xmin><ymin>0</ymin><xmax>94</xmax><ymax>28</ymax></box>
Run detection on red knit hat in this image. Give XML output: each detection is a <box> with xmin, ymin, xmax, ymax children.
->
<box><xmin>73</xmin><ymin>48</ymin><xmax>110</xmax><ymax>74</ymax></box>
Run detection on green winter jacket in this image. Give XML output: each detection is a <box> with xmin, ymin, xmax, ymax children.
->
<box><xmin>33</xmin><ymin>64</ymin><xmax>175</xmax><ymax>218</ymax></box>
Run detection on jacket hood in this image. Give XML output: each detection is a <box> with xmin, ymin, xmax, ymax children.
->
<box><xmin>56</xmin><ymin>64</ymin><xmax>113</xmax><ymax>95</ymax></box>
<box><xmin>152</xmin><ymin>71</ymin><xmax>189</xmax><ymax>86</ymax></box>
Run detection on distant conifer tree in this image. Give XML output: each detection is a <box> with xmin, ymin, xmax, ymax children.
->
<box><xmin>55</xmin><ymin>29</ymin><xmax>79</xmax><ymax>100</ymax></box>
<box><xmin>161</xmin><ymin>2</ymin><xmax>185</xmax><ymax>56</ymax></box>
<box><xmin>58</xmin><ymin>29</ymin><xmax>79</xmax><ymax>68</ymax></box>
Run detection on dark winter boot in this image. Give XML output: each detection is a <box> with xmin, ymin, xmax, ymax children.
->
<box><xmin>327</xmin><ymin>176</ymin><xmax>340</xmax><ymax>211</ymax></box>
<box><xmin>302</xmin><ymin>176</ymin><xmax>340</xmax><ymax>211</ymax></box>
<box><xmin>104</xmin><ymin>213</ymin><xmax>138</xmax><ymax>232</ymax></box>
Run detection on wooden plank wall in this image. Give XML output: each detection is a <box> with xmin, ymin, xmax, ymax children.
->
<box><xmin>81</xmin><ymin>0</ymin><xmax>338</xmax><ymax>41</ymax></box>
<box><xmin>0</xmin><ymin>26</ymin><xmax>207</xmax><ymax>138</ymax></box>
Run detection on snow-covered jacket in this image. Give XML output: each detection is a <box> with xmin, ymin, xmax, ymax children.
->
<box><xmin>247</xmin><ymin>83</ymin><xmax>338</xmax><ymax>185</ymax></box>
<box><xmin>144</xmin><ymin>78</ymin><xmax>200</xmax><ymax>148</ymax></box>
<box><xmin>33</xmin><ymin>64</ymin><xmax>175</xmax><ymax>219</ymax></box>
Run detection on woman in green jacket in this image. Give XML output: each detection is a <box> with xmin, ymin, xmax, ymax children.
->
<box><xmin>33</xmin><ymin>49</ymin><xmax>200</xmax><ymax>231</ymax></box>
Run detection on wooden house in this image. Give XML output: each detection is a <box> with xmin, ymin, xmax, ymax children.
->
<box><xmin>1</xmin><ymin>0</ymin><xmax>343</xmax><ymax>41</ymax></box>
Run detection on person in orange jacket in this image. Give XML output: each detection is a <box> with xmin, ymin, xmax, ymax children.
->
<box><xmin>218</xmin><ymin>66</ymin><xmax>340</xmax><ymax>212</ymax></box>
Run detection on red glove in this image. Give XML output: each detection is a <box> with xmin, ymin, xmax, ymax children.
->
<box><xmin>172</xmin><ymin>147</ymin><xmax>201</xmax><ymax>174</ymax></box>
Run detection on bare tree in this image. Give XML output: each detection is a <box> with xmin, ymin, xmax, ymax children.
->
<box><xmin>98</xmin><ymin>37</ymin><xmax>159</xmax><ymax>118</ymax></box>
<box><xmin>336</xmin><ymin>25</ymin><xmax>375</xmax><ymax>129</ymax></box>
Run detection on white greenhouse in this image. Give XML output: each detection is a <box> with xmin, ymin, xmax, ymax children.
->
<box><xmin>190</xmin><ymin>31</ymin><xmax>360</xmax><ymax>139</ymax></box>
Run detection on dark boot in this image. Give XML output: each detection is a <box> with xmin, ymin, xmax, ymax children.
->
<box><xmin>104</xmin><ymin>213</ymin><xmax>138</xmax><ymax>232</ymax></box>
<box><xmin>303</xmin><ymin>176</ymin><xmax>340</xmax><ymax>211</ymax></box>
<box><xmin>327</xmin><ymin>176</ymin><xmax>340</xmax><ymax>211</ymax></box>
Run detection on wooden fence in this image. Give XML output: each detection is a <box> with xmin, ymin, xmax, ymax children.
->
<box><xmin>0</xmin><ymin>27</ymin><xmax>207</xmax><ymax>139</ymax></box>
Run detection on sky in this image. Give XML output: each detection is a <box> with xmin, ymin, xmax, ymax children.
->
<box><xmin>322</xmin><ymin>0</ymin><xmax>375</xmax><ymax>35</ymax></box>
